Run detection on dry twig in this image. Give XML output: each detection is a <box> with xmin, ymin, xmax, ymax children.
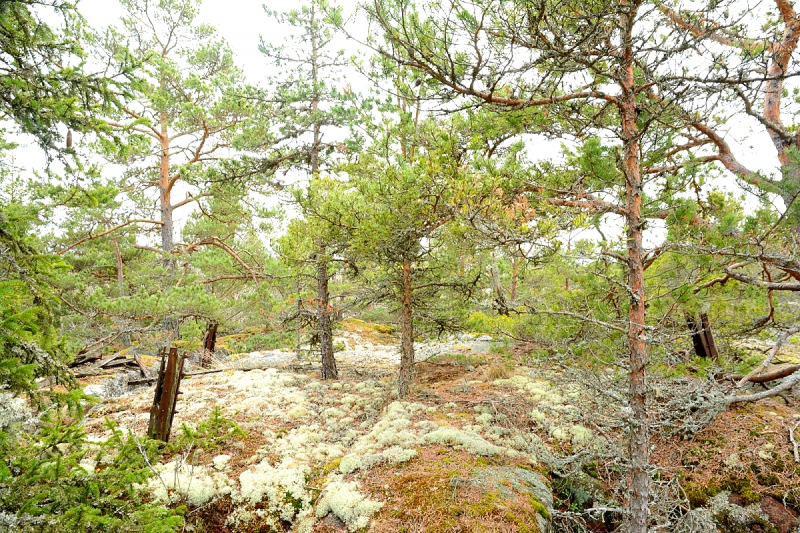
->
<box><xmin>790</xmin><ymin>422</ymin><xmax>800</xmax><ymax>463</ymax></box>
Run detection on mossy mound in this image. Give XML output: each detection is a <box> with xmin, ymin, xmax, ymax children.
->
<box><xmin>357</xmin><ymin>447</ymin><xmax>552</xmax><ymax>533</ymax></box>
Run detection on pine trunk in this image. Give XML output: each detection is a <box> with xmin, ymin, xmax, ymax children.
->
<box><xmin>620</xmin><ymin>4</ymin><xmax>650</xmax><ymax>531</ymax></box>
<box><xmin>490</xmin><ymin>260</ymin><xmax>507</xmax><ymax>315</ymax></box>
<box><xmin>398</xmin><ymin>260</ymin><xmax>414</xmax><ymax>397</ymax></box>
<box><xmin>296</xmin><ymin>278</ymin><xmax>302</xmax><ymax>356</ymax></box>
<box><xmin>318</xmin><ymin>257</ymin><xmax>337</xmax><ymax>380</ymax></box>
<box><xmin>159</xmin><ymin>112</ymin><xmax>174</xmax><ymax>258</ymax></box>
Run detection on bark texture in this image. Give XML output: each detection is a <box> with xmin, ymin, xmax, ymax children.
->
<box><xmin>159</xmin><ymin>110</ymin><xmax>174</xmax><ymax>255</ymax></box>
<box><xmin>620</xmin><ymin>3</ymin><xmax>650</xmax><ymax>532</ymax></box>
<box><xmin>318</xmin><ymin>257</ymin><xmax>338</xmax><ymax>380</ymax></box>
<box><xmin>398</xmin><ymin>260</ymin><xmax>414</xmax><ymax>397</ymax></box>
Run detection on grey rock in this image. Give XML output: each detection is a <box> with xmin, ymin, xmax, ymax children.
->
<box><xmin>706</xmin><ymin>491</ymin><xmax>778</xmax><ymax>532</ymax></box>
<box><xmin>321</xmin><ymin>513</ymin><xmax>348</xmax><ymax>531</ymax></box>
<box><xmin>475</xmin><ymin>335</ymin><xmax>493</xmax><ymax>342</ymax></box>
<box><xmin>466</xmin><ymin>465</ymin><xmax>554</xmax><ymax>532</ymax></box>
<box><xmin>102</xmin><ymin>373</ymin><xmax>129</xmax><ymax>397</ymax></box>
<box><xmin>82</xmin><ymin>384</ymin><xmax>106</xmax><ymax>398</ymax></box>
<box><xmin>83</xmin><ymin>371</ymin><xmax>136</xmax><ymax>399</ymax></box>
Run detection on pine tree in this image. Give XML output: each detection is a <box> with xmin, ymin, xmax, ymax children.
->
<box><xmin>260</xmin><ymin>0</ymin><xmax>362</xmax><ymax>378</ymax></box>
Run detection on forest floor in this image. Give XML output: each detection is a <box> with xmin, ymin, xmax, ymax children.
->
<box><xmin>75</xmin><ymin>324</ymin><xmax>800</xmax><ymax>533</ymax></box>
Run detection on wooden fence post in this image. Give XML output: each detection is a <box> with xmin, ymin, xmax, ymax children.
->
<box><xmin>147</xmin><ymin>346</ymin><xmax>185</xmax><ymax>442</ymax></box>
<box><xmin>687</xmin><ymin>312</ymin><xmax>718</xmax><ymax>360</ymax></box>
<box><xmin>200</xmin><ymin>323</ymin><xmax>218</xmax><ymax>369</ymax></box>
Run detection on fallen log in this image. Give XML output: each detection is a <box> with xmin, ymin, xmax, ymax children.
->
<box><xmin>128</xmin><ymin>376</ymin><xmax>157</xmax><ymax>387</ymax></box>
<box><xmin>720</xmin><ymin>364</ymin><xmax>800</xmax><ymax>384</ymax></box>
<box><xmin>132</xmin><ymin>352</ymin><xmax>150</xmax><ymax>377</ymax></box>
<box><xmin>728</xmin><ymin>366</ymin><xmax>800</xmax><ymax>404</ymax></box>
<box><xmin>98</xmin><ymin>354</ymin><xmax>123</xmax><ymax>368</ymax></box>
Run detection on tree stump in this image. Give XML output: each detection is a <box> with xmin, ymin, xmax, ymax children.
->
<box><xmin>147</xmin><ymin>347</ymin><xmax>185</xmax><ymax>442</ymax></box>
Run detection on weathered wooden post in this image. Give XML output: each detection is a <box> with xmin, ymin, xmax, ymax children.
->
<box><xmin>200</xmin><ymin>322</ymin><xmax>218</xmax><ymax>369</ymax></box>
<box><xmin>147</xmin><ymin>346</ymin><xmax>185</xmax><ymax>442</ymax></box>
<box><xmin>687</xmin><ymin>312</ymin><xmax>718</xmax><ymax>360</ymax></box>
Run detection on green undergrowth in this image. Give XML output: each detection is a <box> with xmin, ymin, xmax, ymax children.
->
<box><xmin>173</xmin><ymin>405</ymin><xmax>247</xmax><ymax>456</ymax></box>
<box><xmin>1</xmin><ymin>398</ymin><xmax>249</xmax><ymax>533</ymax></box>
<box><xmin>1</xmin><ymin>412</ymin><xmax>185</xmax><ymax>533</ymax></box>
<box><xmin>654</xmin><ymin>349</ymin><xmax>764</xmax><ymax>381</ymax></box>
<box><xmin>428</xmin><ymin>352</ymin><xmax>487</xmax><ymax>366</ymax></box>
<box><xmin>222</xmin><ymin>329</ymin><xmax>296</xmax><ymax>353</ymax></box>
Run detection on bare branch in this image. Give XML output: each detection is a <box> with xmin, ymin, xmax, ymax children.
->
<box><xmin>57</xmin><ymin>219</ymin><xmax>165</xmax><ymax>255</ymax></box>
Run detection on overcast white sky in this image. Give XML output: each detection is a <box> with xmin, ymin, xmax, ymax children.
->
<box><xmin>80</xmin><ymin>0</ymin><xmax>362</xmax><ymax>85</ymax></box>
<box><xmin>20</xmin><ymin>0</ymin><xmax>787</xmax><ymax>247</ymax></box>
<box><xmin>78</xmin><ymin>0</ymin><xmax>780</xmax><ymax>176</ymax></box>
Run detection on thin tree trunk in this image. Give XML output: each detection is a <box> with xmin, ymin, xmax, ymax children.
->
<box><xmin>398</xmin><ymin>259</ymin><xmax>414</xmax><ymax>397</ymax></box>
<box><xmin>296</xmin><ymin>278</ymin><xmax>302</xmax><ymax>355</ymax></box>
<box><xmin>310</xmin><ymin>1</ymin><xmax>320</xmax><ymax>178</ymax></box>
<box><xmin>308</xmin><ymin>2</ymin><xmax>335</xmax><ymax>379</ymax></box>
<box><xmin>490</xmin><ymin>260</ymin><xmax>508</xmax><ymax>315</ymax></box>
<box><xmin>112</xmin><ymin>236</ymin><xmax>130</xmax><ymax>347</ymax></box>
<box><xmin>112</xmin><ymin>235</ymin><xmax>124</xmax><ymax>297</ymax></box>
<box><xmin>620</xmin><ymin>3</ymin><xmax>649</xmax><ymax>531</ymax></box>
<box><xmin>318</xmin><ymin>254</ymin><xmax>337</xmax><ymax>379</ymax></box>
<box><xmin>159</xmin><ymin>111</ymin><xmax>174</xmax><ymax>260</ymax></box>
<box><xmin>511</xmin><ymin>255</ymin><xmax>518</xmax><ymax>304</ymax></box>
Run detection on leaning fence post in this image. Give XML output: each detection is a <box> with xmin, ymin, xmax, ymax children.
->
<box><xmin>147</xmin><ymin>346</ymin><xmax>185</xmax><ymax>442</ymax></box>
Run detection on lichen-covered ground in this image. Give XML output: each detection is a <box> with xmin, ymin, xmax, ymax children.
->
<box><xmin>79</xmin><ymin>331</ymin><xmax>602</xmax><ymax>532</ymax></box>
<box><xmin>78</xmin><ymin>330</ymin><xmax>800</xmax><ymax>532</ymax></box>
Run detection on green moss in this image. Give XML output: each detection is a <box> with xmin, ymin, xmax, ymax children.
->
<box><xmin>475</xmin><ymin>456</ymin><xmax>491</xmax><ymax>467</ymax></box>
<box><xmin>682</xmin><ymin>445</ymin><xmax>713</xmax><ymax>467</ymax></box>
<box><xmin>504</xmin><ymin>510</ymin><xmax>539</xmax><ymax>533</ymax></box>
<box><xmin>756</xmin><ymin>472</ymin><xmax>779</xmax><ymax>487</ymax></box>
<box><xmin>721</xmin><ymin>477</ymin><xmax>761</xmax><ymax>505</ymax></box>
<box><xmin>530</xmin><ymin>497</ymin><xmax>550</xmax><ymax>520</ymax></box>
<box><xmin>468</xmin><ymin>492</ymin><xmax>499</xmax><ymax>516</ymax></box>
<box><xmin>685</xmin><ymin>484</ymin><xmax>710</xmax><ymax>507</ymax></box>
<box><xmin>683</xmin><ymin>478</ymin><xmax>722</xmax><ymax>508</ymax></box>
<box><xmin>698</xmin><ymin>436</ymin><xmax>727</xmax><ymax>446</ymax></box>
<box><xmin>581</xmin><ymin>462</ymin><xmax>598</xmax><ymax>479</ymax></box>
